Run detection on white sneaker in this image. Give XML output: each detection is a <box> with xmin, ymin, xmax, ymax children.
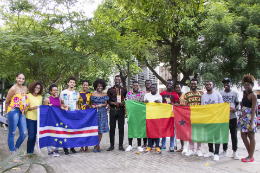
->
<box><xmin>219</xmin><ymin>151</ymin><xmax>228</xmax><ymax>157</ymax></box>
<box><xmin>125</xmin><ymin>145</ymin><xmax>133</xmax><ymax>151</ymax></box>
<box><xmin>182</xmin><ymin>149</ymin><xmax>188</xmax><ymax>154</ymax></box>
<box><xmin>213</xmin><ymin>154</ymin><xmax>219</xmax><ymax>161</ymax></box>
<box><xmin>138</xmin><ymin>146</ymin><xmax>144</xmax><ymax>152</ymax></box>
<box><xmin>232</xmin><ymin>152</ymin><xmax>240</xmax><ymax>160</ymax></box>
<box><xmin>185</xmin><ymin>150</ymin><xmax>195</xmax><ymax>156</ymax></box>
<box><xmin>197</xmin><ymin>150</ymin><xmax>203</xmax><ymax>157</ymax></box>
<box><xmin>204</xmin><ymin>152</ymin><xmax>214</xmax><ymax>157</ymax></box>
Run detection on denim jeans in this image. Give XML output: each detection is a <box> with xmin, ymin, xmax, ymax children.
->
<box><xmin>161</xmin><ymin>136</ymin><xmax>175</xmax><ymax>148</ymax></box>
<box><xmin>7</xmin><ymin>108</ymin><xmax>27</xmax><ymax>153</ymax></box>
<box><xmin>148</xmin><ymin>138</ymin><xmax>159</xmax><ymax>148</ymax></box>
<box><xmin>26</xmin><ymin>119</ymin><xmax>37</xmax><ymax>153</ymax></box>
<box><xmin>47</xmin><ymin>146</ymin><xmax>59</xmax><ymax>152</ymax></box>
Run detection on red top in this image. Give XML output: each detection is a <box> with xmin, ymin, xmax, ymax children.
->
<box><xmin>160</xmin><ymin>90</ymin><xmax>179</xmax><ymax>104</ymax></box>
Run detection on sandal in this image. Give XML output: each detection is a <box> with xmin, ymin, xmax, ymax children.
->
<box><xmin>94</xmin><ymin>146</ymin><xmax>98</xmax><ymax>153</ymax></box>
<box><xmin>79</xmin><ymin>147</ymin><xmax>85</xmax><ymax>153</ymax></box>
<box><xmin>176</xmin><ymin>148</ymin><xmax>183</xmax><ymax>152</ymax></box>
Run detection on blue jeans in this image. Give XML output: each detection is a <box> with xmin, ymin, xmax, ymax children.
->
<box><xmin>47</xmin><ymin>146</ymin><xmax>59</xmax><ymax>152</ymax></box>
<box><xmin>7</xmin><ymin>108</ymin><xmax>27</xmax><ymax>153</ymax></box>
<box><xmin>148</xmin><ymin>138</ymin><xmax>159</xmax><ymax>148</ymax></box>
<box><xmin>161</xmin><ymin>136</ymin><xmax>175</xmax><ymax>148</ymax></box>
<box><xmin>26</xmin><ymin>119</ymin><xmax>37</xmax><ymax>153</ymax></box>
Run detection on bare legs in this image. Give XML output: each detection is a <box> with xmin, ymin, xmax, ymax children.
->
<box><xmin>96</xmin><ymin>133</ymin><xmax>102</xmax><ymax>150</ymax></box>
<box><xmin>241</xmin><ymin>131</ymin><xmax>255</xmax><ymax>160</ymax></box>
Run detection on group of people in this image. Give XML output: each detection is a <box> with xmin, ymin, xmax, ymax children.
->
<box><xmin>5</xmin><ymin>73</ymin><xmax>257</xmax><ymax>162</ymax></box>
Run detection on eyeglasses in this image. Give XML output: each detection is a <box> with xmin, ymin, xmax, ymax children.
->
<box><xmin>35</xmin><ymin>87</ymin><xmax>41</xmax><ymax>90</ymax></box>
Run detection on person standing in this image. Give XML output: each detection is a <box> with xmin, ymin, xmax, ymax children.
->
<box><xmin>44</xmin><ymin>84</ymin><xmax>65</xmax><ymax>157</ymax></box>
<box><xmin>183</xmin><ymin>78</ymin><xmax>204</xmax><ymax>157</ymax></box>
<box><xmin>144</xmin><ymin>84</ymin><xmax>162</xmax><ymax>154</ymax></box>
<box><xmin>107</xmin><ymin>75</ymin><xmax>127</xmax><ymax>151</ymax></box>
<box><xmin>91</xmin><ymin>79</ymin><xmax>109</xmax><ymax>152</ymax></box>
<box><xmin>219</xmin><ymin>78</ymin><xmax>240</xmax><ymax>160</ymax></box>
<box><xmin>125</xmin><ymin>81</ymin><xmax>145</xmax><ymax>152</ymax></box>
<box><xmin>238</xmin><ymin>74</ymin><xmax>257</xmax><ymax>162</ymax></box>
<box><xmin>160</xmin><ymin>79</ymin><xmax>179</xmax><ymax>152</ymax></box>
<box><xmin>202</xmin><ymin>80</ymin><xmax>224</xmax><ymax>161</ymax></box>
<box><xmin>5</xmin><ymin>73</ymin><xmax>29</xmax><ymax>155</ymax></box>
<box><xmin>26</xmin><ymin>81</ymin><xmax>43</xmax><ymax>154</ymax></box>
<box><xmin>78</xmin><ymin>80</ymin><xmax>92</xmax><ymax>153</ymax></box>
<box><xmin>60</xmin><ymin>77</ymin><xmax>79</xmax><ymax>155</ymax></box>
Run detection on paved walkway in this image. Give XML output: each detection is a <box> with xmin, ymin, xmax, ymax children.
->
<box><xmin>0</xmin><ymin>124</ymin><xmax>260</xmax><ymax>173</ymax></box>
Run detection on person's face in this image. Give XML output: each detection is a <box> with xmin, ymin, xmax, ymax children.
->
<box><xmin>82</xmin><ymin>82</ymin><xmax>89</xmax><ymax>91</ymax></box>
<box><xmin>244</xmin><ymin>82</ymin><xmax>253</xmax><ymax>92</ymax></box>
<box><xmin>97</xmin><ymin>83</ymin><xmax>103</xmax><ymax>92</ymax></box>
<box><xmin>133</xmin><ymin>83</ymin><xmax>139</xmax><ymax>92</ymax></box>
<box><xmin>50</xmin><ymin>87</ymin><xmax>58</xmax><ymax>97</ymax></box>
<box><xmin>223</xmin><ymin>81</ymin><xmax>231</xmax><ymax>91</ymax></box>
<box><xmin>190</xmin><ymin>81</ymin><xmax>197</xmax><ymax>90</ymax></box>
<box><xmin>145</xmin><ymin>81</ymin><xmax>151</xmax><ymax>89</ymax></box>
<box><xmin>114</xmin><ymin>77</ymin><xmax>121</xmax><ymax>86</ymax></box>
<box><xmin>151</xmin><ymin>85</ymin><xmax>157</xmax><ymax>93</ymax></box>
<box><xmin>16</xmin><ymin>74</ymin><xmax>25</xmax><ymax>85</ymax></box>
<box><xmin>68</xmin><ymin>80</ymin><xmax>76</xmax><ymax>88</ymax></box>
<box><xmin>34</xmin><ymin>85</ymin><xmax>41</xmax><ymax>94</ymax></box>
<box><xmin>166</xmin><ymin>81</ymin><xmax>173</xmax><ymax>90</ymax></box>
<box><xmin>175</xmin><ymin>85</ymin><xmax>182</xmax><ymax>93</ymax></box>
<box><xmin>205</xmin><ymin>82</ymin><xmax>213</xmax><ymax>92</ymax></box>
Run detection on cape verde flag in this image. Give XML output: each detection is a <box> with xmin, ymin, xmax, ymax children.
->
<box><xmin>37</xmin><ymin>105</ymin><xmax>99</xmax><ymax>149</ymax></box>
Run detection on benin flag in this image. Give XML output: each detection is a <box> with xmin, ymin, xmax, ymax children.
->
<box><xmin>125</xmin><ymin>100</ymin><xmax>174</xmax><ymax>138</ymax></box>
<box><xmin>174</xmin><ymin>103</ymin><xmax>230</xmax><ymax>144</ymax></box>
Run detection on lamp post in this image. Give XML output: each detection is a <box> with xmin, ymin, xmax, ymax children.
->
<box><xmin>1</xmin><ymin>77</ymin><xmax>3</xmax><ymax>117</ymax></box>
<box><xmin>127</xmin><ymin>61</ymin><xmax>130</xmax><ymax>92</ymax></box>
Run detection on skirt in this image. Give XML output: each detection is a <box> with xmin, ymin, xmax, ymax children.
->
<box><xmin>238</xmin><ymin>106</ymin><xmax>257</xmax><ymax>133</ymax></box>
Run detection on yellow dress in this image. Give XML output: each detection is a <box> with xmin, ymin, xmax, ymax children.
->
<box><xmin>26</xmin><ymin>93</ymin><xmax>42</xmax><ymax>120</ymax></box>
<box><xmin>78</xmin><ymin>91</ymin><xmax>91</xmax><ymax>110</ymax></box>
<box><xmin>7</xmin><ymin>93</ymin><xmax>30</xmax><ymax>115</ymax></box>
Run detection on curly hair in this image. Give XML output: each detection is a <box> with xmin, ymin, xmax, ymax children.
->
<box><xmin>93</xmin><ymin>79</ymin><xmax>107</xmax><ymax>90</ymax></box>
<box><xmin>242</xmin><ymin>74</ymin><xmax>255</xmax><ymax>85</ymax></box>
<box><xmin>28</xmin><ymin>81</ymin><xmax>43</xmax><ymax>95</ymax></box>
<box><xmin>49</xmin><ymin>84</ymin><xmax>58</xmax><ymax>93</ymax></box>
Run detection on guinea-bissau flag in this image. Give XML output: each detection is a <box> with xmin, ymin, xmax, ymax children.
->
<box><xmin>174</xmin><ymin>103</ymin><xmax>230</xmax><ymax>144</ymax></box>
<box><xmin>125</xmin><ymin>100</ymin><xmax>174</xmax><ymax>138</ymax></box>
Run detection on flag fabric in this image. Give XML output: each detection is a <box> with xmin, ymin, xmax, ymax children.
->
<box><xmin>37</xmin><ymin>105</ymin><xmax>99</xmax><ymax>149</ymax></box>
<box><xmin>173</xmin><ymin>103</ymin><xmax>230</xmax><ymax>144</ymax></box>
<box><xmin>126</xmin><ymin>100</ymin><xmax>174</xmax><ymax>138</ymax></box>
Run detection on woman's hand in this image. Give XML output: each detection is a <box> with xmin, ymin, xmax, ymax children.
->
<box><xmin>92</xmin><ymin>105</ymin><xmax>96</xmax><ymax>108</ymax></box>
<box><xmin>48</xmin><ymin>104</ymin><xmax>52</xmax><ymax>107</ymax></box>
<box><xmin>249</xmin><ymin>123</ymin><xmax>255</xmax><ymax>131</ymax></box>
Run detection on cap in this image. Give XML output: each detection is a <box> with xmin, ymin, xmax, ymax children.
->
<box><xmin>222</xmin><ymin>78</ymin><xmax>231</xmax><ymax>83</ymax></box>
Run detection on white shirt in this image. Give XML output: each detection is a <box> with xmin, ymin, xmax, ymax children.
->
<box><xmin>60</xmin><ymin>89</ymin><xmax>79</xmax><ymax>111</ymax></box>
<box><xmin>144</xmin><ymin>93</ymin><xmax>162</xmax><ymax>103</ymax></box>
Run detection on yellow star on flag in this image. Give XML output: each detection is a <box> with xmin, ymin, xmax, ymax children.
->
<box><xmin>52</xmin><ymin>127</ymin><xmax>54</xmax><ymax>130</ymax></box>
<box><xmin>60</xmin><ymin>122</ymin><xmax>63</xmax><ymax>125</ymax></box>
<box><xmin>55</xmin><ymin>138</ymin><xmax>58</xmax><ymax>141</ymax></box>
<box><xmin>67</xmin><ymin>134</ymin><xmax>70</xmax><ymax>137</ymax></box>
<box><xmin>59</xmin><ymin>141</ymin><xmax>62</xmax><ymax>144</ymax></box>
<box><xmin>56</xmin><ymin>123</ymin><xmax>58</xmax><ymax>126</ymax></box>
<box><xmin>68</xmin><ymin>129</ymin><xmax>71</xmax><ymax>132</ymax></box>
<box><xmin>65</xmin><ymin>125</ymin><xmax>68</xmax><ymax>128</ymax></box>
<box><xmin>64</xmin><ymin>139</ymin><xmax>67</xmax><ymax>142</ymax></box>
<box><xmin>51</xmin><ymin>134</ymin><xmax>54</xmax><ymax>136</ymax></box>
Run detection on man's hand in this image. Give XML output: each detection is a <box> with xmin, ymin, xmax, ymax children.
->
<box><xmin>230</xmin><ymin>108</ymin><xmax>237</xmax><ymax>113</ymax></box>
<box><xmin>119</xmin><ymin>102</ymin><xmax>124</xmax><ymax>107</ymax></box>
<box><xmin>154</xmin><ymin>100</ymin><xmax>160</xmax><ymax>103</ymax></box>
<box><xmin>124</xmin><ymin>113</ymin><xmax>127</xmax><ymax>118</ymax></box>
<box><xmin>112</xmin><ymin>102</ymin><xmax>119</xmax><ymax>106</ymax></box>
<box><xmin>174</xmin><ymin>103</ymin><xmax>179</xmax><ymax>106</ymax></box>
<box><xmin>144</xmin><ymin>100</ymin><xmax>149</xmax><ymax>103</ymax></box>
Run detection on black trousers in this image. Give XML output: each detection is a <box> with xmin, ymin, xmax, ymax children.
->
<box><xmin>208</xmin><ymin>143</ymin><xmax>220</xmax><ymax>155</ymax></box>
<box><xmin>129</xmin><ymin>138</ymin><xmax>141</xmax><ymax>146</ymax></box>
<box><xmin>109</xmin><ymin>109</ymin><xmax>125</xmax><ymax>147</ymax></box>
<box><xmin>223</xmin><ymin>118</ymin><xmax>238</xmax><ymax>152</ymax></box>
<box><xmin>143</xmin><ymin>138</ymin><xmax>147</xmax><ymax>145</ymax></box>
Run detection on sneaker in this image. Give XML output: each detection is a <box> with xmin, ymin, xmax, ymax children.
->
<box><xmin>185</xmin><ymin>150</ymin><xmax>195</xmax><ymax>156</ymax></box>
<box><xmin>182</xmin><ymin>149</ymin><xmax>188</xmax><ymax>154</ymax></box>
<box><xmin>204</xmin><ymin>152</ymin><xmax>214</xmax><ymax>157</ymax></box>
<box><xmin>213</xmin><ymin>154</ymin><xmax>219</xmax><ymax>161</ymax></box>
<box><xmin>48</xmin><ymin>151</ymin><xmax>55</xmax><ymax>157</ymax></box>
<box><xmin>119</xmin><ymin>146</ymin><xmax>125</xmax><ymax>151</ymax></box>
<box><xmin>107</xmin><ymin>146</ymin><xmax>114</xmax><ymax>151</ymax></box>
<box><xmin>169</xmin><ymin>147</ymin><xmax>174</xmax><ymax>153</ymax></box>
<box><xmin>219</xmin><ymin>151</ymin><xmax>228</xmax><ymax>157</ymax></box>
<box><xmin>138</xmin><ymin>146</ymin><xmax>144</xmax><ymax>152</ymax></box>
<box><xmin>145</xmin><ymin>147</ymin><xmax>152</xmax><ymax>153</ymax></box>
<box><xmin>64</xmin><ymin>151</ymin><xmax>70</xmax><ymax>155</ymax></box>
<box><xmin>155</xmin><ymin>147</ymin><xmax>161</xmax><ymax>154</ymax></box>
<box><xmin>70</xmin><ymin>148</ymin><xmax>77</xmax><ymax>154</ymax></box>
<box><xmin>232</xmin><ymin>152</ymin><xmax>240</xmax><ymax>160</ymax></box>
<box><xmin>160</xmin><ymin>146</ymin><xmax>166</xmax><ymax>150</ymax></box>
<box><xmin>54</xmin><ymin>150</ymin><xmax>59</xmax><ymax>157</ymax></box>
<box><xmin>152</xmin><ymin>145</ymin><xmax>156</xmax><ymax>149</ymax></box>
<box><xmin>197</xmin><ymin>150</ymin><xmax>203</xmax><ymax>157</ymax></box>
<box><xmin>125</xmin><ymin>145</ymin><xmax>133</xmax><ymax>151</ymax></box>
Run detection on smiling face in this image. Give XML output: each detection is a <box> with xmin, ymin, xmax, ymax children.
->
<box><xmin>166</xmin><ymin>80</ymin><xmax>173</xmax><ymax>90</ymax></box>
<box><xmin>133</xmin><ymin>82</ymin><xmax>139</xmax><ymax>93</ymax></box>
<box><xmin>82</xmin><ymin>82</ymin><xmax>89</xmax><ymax>92</ymax></box>
<box><xmin>50</xmin><ymin>87</ymin><xmax>58</xmax><ymax>97</ymax></box>
<box><xmin>68</xmin><ymin>80</ymin><xmax>76</xmax><ymax>89</ymax></box>
<box><xmin>175</xmin><ymin>84</ymin><xmax>182</xmax><ymax>94</ymax></box>
<box><xmin>97</xmin><ymin>83</ymin><xmax>103</xmax><ymax>92</ymax></box>
<box><xmin>190</xmin><ymin>81</ymin><xmax>198</xmax><ymax>91</ymax></box>
<box><xmin>223</xmin><ymin>81</ymin><xmax>231</xmax><ymax>91</ymax></box>
<box><xmin>205</xmin><ymin>81</ymin><xmax>213</xmax><ymax>92</ymax></box>
<box><xmin>151</xmin><ymin>84</ymin><xmax>157</xmax><ymax>94</ymax></box>
<box><xmin>244</xmin><ymin>82</ymin><xmax>253</xmax><ymax>92</ymax></box>
<box><xmin>34</xmin><ymin>85</ymin><xmax>41</xmax><ymax>94</ymax></box>
<box><xmin>114</xmin><ymin>76</ymin><xmax>121</xmax><ymax>86</ymax></box>
<box><xmin>16</xmin><ymin>74</ymin><xmax>25</xmax><ymax>85</ymax></box>
<box><xmin>145</xmin><ymin>80</ymin><xmax>152</xmax><ymax>89</ymax></box>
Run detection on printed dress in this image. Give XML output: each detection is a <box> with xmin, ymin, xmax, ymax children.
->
<box><xmin>90</xmin><ymin>95</ymin><xmax>109</xmax><ymax>134</ymax></box>
<box><xmin>79</xmin><ymin>91</ymin><xmax>91</xmax><ymax>110</ymax></box>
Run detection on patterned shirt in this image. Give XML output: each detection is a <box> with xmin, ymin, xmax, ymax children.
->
<box><xmin>184</xmin><ymin>91</ymin><xmax>204</xmax><ymax>106</ymax></box>
<box><xmin>78</xmin><ymin>91</ymin><xmax>91</xmax><ymax>110</ymax></box>
<box><xmin>126</xmin><ymin>91</ymin><xmax>145</xmax><ymax>102</ymax></box>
